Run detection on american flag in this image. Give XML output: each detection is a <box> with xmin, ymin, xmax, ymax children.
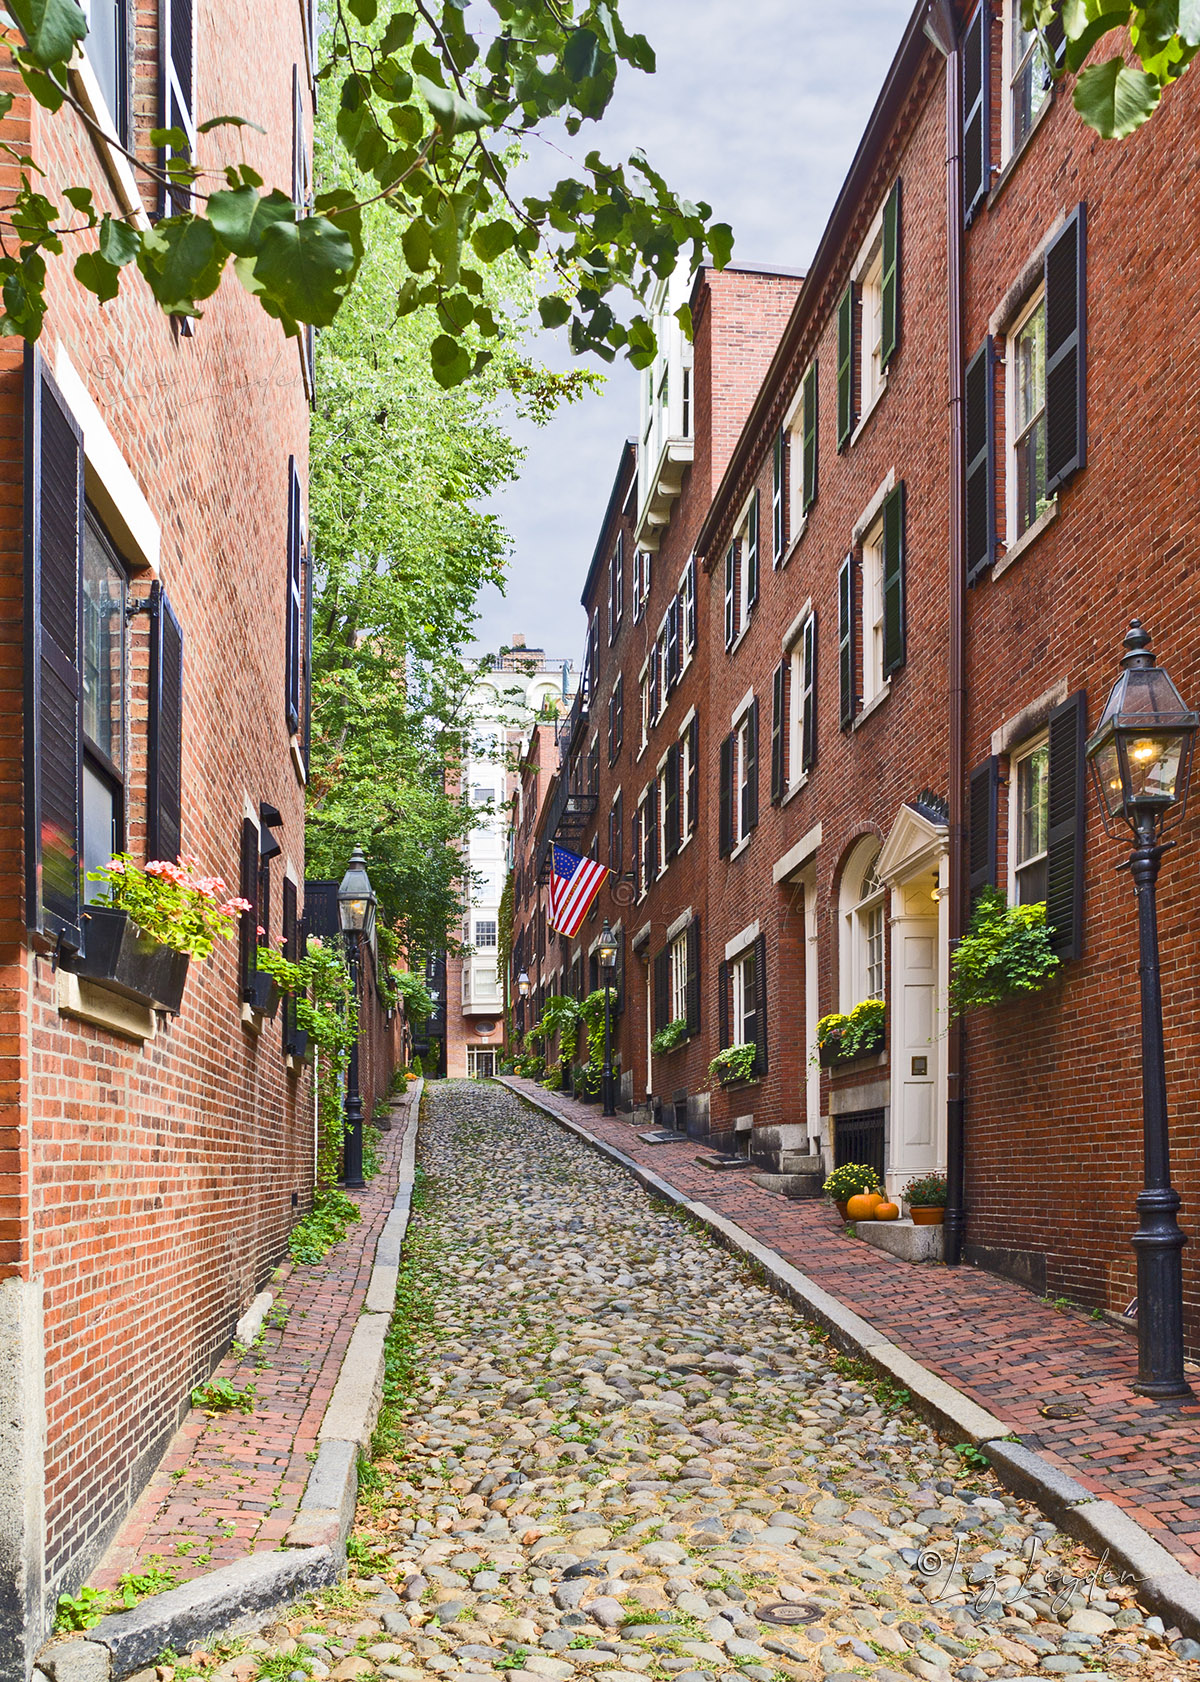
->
<box><xmin>548</xmin><ymin>845</ymin><xmax>609</xmax><ymax>938</ymax></box>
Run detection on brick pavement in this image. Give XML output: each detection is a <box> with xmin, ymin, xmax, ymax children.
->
<box><xmin>90</xmin><ymin>1097</ymin><xmax>415</xmax><ymax>1592</ymax></box>
<box><xmin>501</xmin><ymin>1077</ymin><xmax>1200</xmax><ymax>1574</ymax></box>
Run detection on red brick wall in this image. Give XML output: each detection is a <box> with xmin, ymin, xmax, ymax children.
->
<box><xmin>0</xmin><ymin>0</ymin><xmax>319</xmax><ymax>1599</ymax></box>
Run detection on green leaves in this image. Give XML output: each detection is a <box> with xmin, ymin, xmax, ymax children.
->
<box><xmin>413</xmin><ymin>74</ymin><xmax>489</xmax><ymax>136</ymax></box>
<box><xmin>251</xmin><ymin>214</ymin><xmax>360</xmax><ymax>332</ymax></box>
<box><xmin>8</xmin><ymin>0</ymin><xmax>86</xmax><ymax>68</ymax></box>
<box><xmin>1074</xmin><ymin>56</ymin><xmax>1163</xmax><ymax>135</ymax></box>
<box><xmin>136</xmin><ymin>217</ymin><xmax>224</xmax><ymax>312</ymax></box>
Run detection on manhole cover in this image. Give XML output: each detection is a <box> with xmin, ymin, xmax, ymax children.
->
<box><xmin>757</xmin><ymin>1602</ymin><xmax>822</xmax><ymax>1626</ymax></box>
<box><xmin>1040</xmin><ymin>1401</ymin><xmax>1086</xmax><ymax>1420</ymax></box>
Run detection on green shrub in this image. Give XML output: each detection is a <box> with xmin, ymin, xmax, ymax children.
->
<box><xmin>288</xmin><ymin>1186</ymin><xmax>361</xmax><ymax>1264</ymax></box>
<box><xmin>651</xmin><ymin>1017</ymin><xmax>689</xmax><ymax>1055</ymax></box>
<box><xmin>823</xmin><ymin>1162</ymin><xmax>882</xmax><ymax>1201</ymax></box>
<box><xmin>949</xmin><ymin>887</ymin><xmax>1059</xmax><ymax>1014</ymax></box>
<box><xmin>707</xmin><ymin>1042</ymin><xmax>757</xmax><ymax>1086</ymax></box>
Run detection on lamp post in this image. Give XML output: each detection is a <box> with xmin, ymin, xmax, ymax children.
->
<box><xmin>1086</xmin><ymin>621</ymin><xmax>1198</xmax><ymax>1397</ymax></box>
<box><xmin>338</xmin><ymin>846</ymin><xmax>377</xmax><ymax>1192</ymax></box>
<box><xmin>598</xmin><ymin>921</ymin><xmax>618</xmax><ymax>1116</ymax></box>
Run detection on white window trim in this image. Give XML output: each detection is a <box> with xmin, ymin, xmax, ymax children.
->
<box><xmin>1000</xmin><ymin>0</ymin><xmax>1054</xmax><ymax>167</ymax></box>
<box><xmin>784</xmin><ymin>603</ymin><xmax>814</xmax><ymax>793</ymax></box>
<box><xmin>724</xmin><ymin>919</ymin><xmax>759</xmax><ymax>963</ymax></box>
<box><xmin>859</xmin><ymin>516</ymin><xmax>886</xmax><ymax>713</ymax></box>
<box><xmin>68</xmin><ymin>50</ymin><xmax>151</xmax><ymax>231</ymax></box>
<box><xmin>852</xmin><ymin>202</ymin><xmax>887</xmax><ymax>429</ymax></box>
<box><xmin>731</xmin><ymin>945</ymin><xmax>759</xmax><ymax>1047</ymax></box>
<box><xmin>1008</xmin><ymin>728</ymin><xmax>1050</xmax><ymax>906</ymax></box>
<box><xmin>734</xmin><ymin>489</ymin><xmax>757</xmax><ymax>636</ymax></box>
<box><xmin>731</xmin><ymin>687</ymin><xmax>755</xmax><ymax>728</ymax></box>
<box><xmin>1005</xmin><ymin>284</ymin><xmax>1048</xmax><ymax>549</ymax></box>
<box><xmin>851</xmin><ymin>469</ymin><xmax>896</xmax><ymax>546</ymax></box>
<box><xmin>54</xmin><ymin>344</ymin><xmax>161</xmax><ymax>573</ymax></box>
<box><xmin>669</xmin><ymin>931</ymin><xmax>689</xmax><ymax>1023</ymax></box>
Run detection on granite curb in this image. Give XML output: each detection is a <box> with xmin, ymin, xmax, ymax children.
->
<box><xmin>35</xmin><ymin>1081</ymin><xmax>424</xmax><ymax>1682</ymax></box>
<box><xmin>501</xmin><ymin>1078</ymin><xmax>1200</xmax><ymax>1640</ymax></box>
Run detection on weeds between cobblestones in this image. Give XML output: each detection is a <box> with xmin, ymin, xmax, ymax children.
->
<box><xmin>174</xmin><ymin>1083</ymin><xmax>1196</xmax><ymax>1682</ymax></box>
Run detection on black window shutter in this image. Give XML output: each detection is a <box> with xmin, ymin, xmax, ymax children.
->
<box><xmin>614</xmin><ymin>930</ymin><xmax>625</xmax><ymax>1018</ymax></box>
<box><xmin>882</xmin><ymin>482</ymin><xmax>906</xmax><ymax>678</ymax></box>
<box><xmin>718</xmin><ymin>959</ymin><xmax>730</xmax><ymax>1050</ymax></box>
<box><xmin>687</xmin><ymin>715</ymin><xmax>699</xmax><ymax>835</ymax></box>
<box><xmin>836</xmin><ymin>283</ymin><xmax>857</xmax><ymax>449</ymax></box>
<box><xmin>753</xmin><ymin>932</ymin><xmax>768</xmax><ymax>1075</ymax></box>
<box><xmin>286</xmin><ymin>457</ymin><xmax>303</xmax><ymax>734</ymax></box>
<box><xmin>967</xmin><ymin>757</ymin><xmax>998</xmax><ymax>903</ymax></box>
<box><xmin>647</xmin><ymin>779</ymin><xmax>659</xmax><ymax>879</ymax></box>
<box><xmin>772</xmin><ymin>429</ymin><xmax>784</xmax><ymax>564</ymax></box>
<box><xmin>962</xmin><ymin>1</ymin><xmax>989</xmax><ymax>225</ymax></box>
<box><xmin>666</xmin><ymin>595</ymin><xmax>680</xmax><ymax>686</ymax></box>
<box><xmin>686</xmin><ymin>918</ymin><xmax>701</xmax><ymax>1035</ymax></box>
<box><xmin>746</xmin><ymin>490</ymin><xmax>760</xmax><ymax>611</ymax></box>
<box><xmin>1044</xmin><ymin>204</ymin><xmax>1087</xmax><ymax>493</ymax></box>
<box><xmin>302</xmin><ymin>523</ymin><xmax>313</xmax><ymax>773</ymax></box>
<box><xmin>880</xmin><ymin>178</ymin><xmax>902</xmax><ymax>370</ymax></box>
<box><xmin>648</xmin><ymin>641</ymin><xmax>660</xmax><ymax>719</ymax></box>
<box><xmin>718</xmin><ymin>733</ymin><xmax>734</xmax><ymax>857</ymax></box>
<box><xmin>653</xmin><ymin>946</ymin><xmax>670</xmax><ymax>1033</ymax></box>
<box><xmin>964</xmin><ymin>338</ymin><xmax>995</xmax><ymax>584</ymax></box>
<box><xmin>802</xmin><ymin>360</ymin><xmax>819</xmax><ymax>513</ymax></box>
<box><xmin>160</xmin><ymin>0</ymin><xmax>196</xmax><ymax>214</ymax></box>
<box><xmin>612</xmin><ymin>791</ymin><xmax>623</xmax><ymax>875</ymax></box>
<box><xmin>24</xmin><ymin>348</ymin><xmax>84</xmax><ymax>948</ymax></box>
<box><xmin>303</xmin><ymin>877</ymin><xmax>339</xmax><ymax>937</ymax></box>
<box><xmin>838</xmin><ymin>553</ymin><xmax>856</xmax><ymax>727</ymax></box>
<box><xmin>744</xmin><ymin>699</ymin><xmax>760</xmax><ymax>833</ymax></box>
<box><xmin>802</xmin><ymin>611</ymin><xmax>818</xmax><ymax>771</ymax></box>
<box><xmin>686</xmin><ymin>554</ymin><xmax>697</xmax><ymax>647</ymax></box>
<box><xmin>770</xmin><ymin>658</ymin><xmax>786</xmax><ymax>805</ymax></box>
<box><xmin>148</xmin><ymin>583</ymin><xmax>184</xmax><ymax>863</ymax></box>
<box><xmin>1047</xmin><ymin>691</ymin><xmax>1087</xmax><ymax>961</ymax></box>
<box><xmin>283</xmin><ymin>875</ymin><xmax>306</xmax><ymax>1057</ymax></box>
<box><xmin>239</xmin><ymin>817</ymin><xmax>258</xmax><ymax>1000</ymax></box>
<box><xmin>665</xmin><ymin>744</ymin><xmax>680</xmax><ymax>859</ymax></box>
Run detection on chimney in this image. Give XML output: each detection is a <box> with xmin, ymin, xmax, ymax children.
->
<box><xmin>511</xmin><ymin>633</ymin><xmax>526</xmax><ymax>648</ymax></box>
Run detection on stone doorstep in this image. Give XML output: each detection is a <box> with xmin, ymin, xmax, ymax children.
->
<box><xmin>694</xmin><ymin>1153</ymin><xmax>751</xmax><ymax>1172</ymax></box>
<box><xmin>856</xmin><ymin>1217</ymin><xmax>945</xmax><ymax>1264</ymax></box>
<box><xmin>35</xmin><ymin>1082</ymin><xmax>425</xmax><ymax>1682</ymax></box>
<box><xmin>748</xmin><ymin>1169</ymin><xmax>824</xmax><ymax>1201</ymax></box>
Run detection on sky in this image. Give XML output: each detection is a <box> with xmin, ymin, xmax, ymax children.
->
<box><xmin>472</xmin><ymin>0</ymin><xmax>917</xmax><ymax>665</ymax></box>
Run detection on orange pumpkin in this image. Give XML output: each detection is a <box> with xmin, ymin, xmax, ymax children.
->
<box><xmin>846</xmin><ymin>1193</ymin><xmax>879</xmax><ymax>1221</ymax></box>
<box><xmin>875</xmin><ymin>1200</ymin><xmax>901</xmax><ymax>1221</ymax></box>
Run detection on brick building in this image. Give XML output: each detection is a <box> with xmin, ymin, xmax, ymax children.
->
<box><xmin>441</xmin><ymin>641</ymin><xmax>575</xmax><ymax>1079</ymax></box>
<box><xmin>0</xmin><ymin>0</ymin><xmax>318</xmax><ymax>1664</ymax></box>
<box><xmin>509</xmin><ymin>1</ymin><xmax>1200</xmax><ymax>1350</ymax></box>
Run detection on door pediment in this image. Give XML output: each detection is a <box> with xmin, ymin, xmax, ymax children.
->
<box><xmin>876</xmin><ymin>802</ymin><xmax>948</xmax><ymax>885</ymax></box>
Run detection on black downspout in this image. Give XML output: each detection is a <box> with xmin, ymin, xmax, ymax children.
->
<box><xmin>924</xmin><ymin>0</ymin><xmax>968</xmax><ymax>1266</ymax></box>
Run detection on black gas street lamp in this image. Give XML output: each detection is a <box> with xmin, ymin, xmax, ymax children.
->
<box><xmin>598</xmin><ymin>921</ymin><xmax>618</xmax><ymax>1116</ymax></box>
<box><xmin>338</xmin><ymin>845</ymin><xmax>377</xmax><ymax>1192</ymax></box>
<box><xmin>1086</xmin><ymin>621</ymin><xmax>1198</xmax><ymax>1397</ymax></box>
<box><xmin>516</xmin><ymin>970</ymin><xmax>531</xmax><ymax>1000</ymax></box>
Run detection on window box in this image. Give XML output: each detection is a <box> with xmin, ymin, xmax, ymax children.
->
<box><xmin>75</xmin><ymin>906</ymin><xmax>190</xmax><ymax>1014</ymax></box>
<box><xmin>819</xmin><ymin>1027</ymin><xmax>886</xmax><ymax>1068</ymax></box>
<box><xmin>246</xmin><ymin>969</ymin><xmax>281</xmax><ymax>1019</ymax></box>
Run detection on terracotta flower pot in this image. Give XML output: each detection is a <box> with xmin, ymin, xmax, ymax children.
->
<box><xmin>835</xmin><ymin>1201</ymin><xmax>852</xmax><ymax>1221</ymax></box>
<box><xmin>910</xmin><ymin>1206</ymin><xmax>945</xmax><ymax>1226</ymax></box>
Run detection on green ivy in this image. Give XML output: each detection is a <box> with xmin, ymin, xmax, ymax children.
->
<box><xmin>651</xmin><ymin>1017</ymin><xmax>688</xmax><ymax>1055</ymax></box>
<box><xmin>707</xmin><ymin>1042</ymin><xmax>757</xmax><ymax>1086</ymax></box>
<box><xmin>949</xmin><ymin>887</ymin><xmax>1060</xmax><ymax>1015</ymax></box>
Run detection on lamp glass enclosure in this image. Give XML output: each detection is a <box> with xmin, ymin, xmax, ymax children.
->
<box><xmin>598</xmin><ymin>922</ymin><xmax>618</xmax><ymax>970</ymax></box>
<box><xmin>1087</xmin><ymin>652</ymin><xmax>1198</xmax><ymax>838</ymax></box>
<box><xmin>338</xmin><ymin>846</ymin><xmax>377</xmax><ymax>940</ymax></box>
<box><xmin>516</xmin><ymin>971</ymin><xmax>531</xmax><ymax>999</ymax></box>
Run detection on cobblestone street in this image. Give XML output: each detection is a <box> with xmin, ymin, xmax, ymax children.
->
<box><xmin>238</xmin><ymin>1083</ymin><xmax>1192</xmax><ymax>1682</ymax></box>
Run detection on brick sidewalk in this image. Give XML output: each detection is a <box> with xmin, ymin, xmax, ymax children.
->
<box><xmin>502</xmin><ymin>1076</ymin><xmax>1200</xmax><ymax>1574</ymax></box>
<box><xmin>91</xmin><ymin>1095</ymin><xmax>415</xmax><ymax>1592</ymax></box>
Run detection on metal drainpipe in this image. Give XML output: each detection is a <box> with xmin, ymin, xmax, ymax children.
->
<box><xmin>924</xmin><ymin>0</ymin><xmax>968</xmax><ymax>1266</ymax></box>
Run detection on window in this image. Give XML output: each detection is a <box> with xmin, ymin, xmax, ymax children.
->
<box><xmin>1009</xmin><ymin>290</ymin><xmax>1048</xmax><ymax>541</ymax></box>
<box><xmin>859</xmin><ymin>240</ymin><xmax>885</xmax><ymax>420</ymax></box>
<box><xmin>471</xmin><ymin>785</ymin><xmax>496</xmax><ymax>805</ymax></box>
<box><xmin>861</xmin><ymin>521</ymin><xmax>886</xmax><ymax>711</ymax></box>
<box><xmin>669</xmin><ymin>931</ymin><xmax>688</xmax><ymax>1023</ymax></box>
<box><xmin>586</xmin><ymin>739</ymin><xmax>599</xmax><ymax>795</ymax></box>
<box><xmin>608</xmin><ymin>675</ymin><xmax>624</xmax><ymax>763</ymax></box>
<box><xmin>82</xmin><ymin>0</ymin><xmax>129</xmax><ymax>138</ymax></box>
<box><xmin>468</xmin><ymin>1047</ymin><xmax>497</xmax><ymax>1078</ymax></box>
<box><xmin>771</xmin><ymin>429</ymin><xmax>785</xmax><ymax>564</ymax></box>
<box><xmin>609</xmin><ymin>791</ymin><xmax>624</xmax><ymax>876</ymax></box>
<box><xmin>285</xmin><ymin>457</ymin><xmax>306</xmax><ymax>738</ymax></box>
<box><xmin>608</xmin><ymin>534</ymin><xmax>624</xmax><ymax>643</ymax></box>
<box><xmin>678</xmin><ymin>558</ymin><xmax>696</xmax><ymax>659</ymax></box>
<box><xmin>639</xmin><ymin>665</ymin><xmax>650</xmax><ymax>752</ymax></box>
<box><xmin>1010</xmin><ymin>735</ymin><xmax>1049</xmax><ymax>905</ymax></box>
<box><xmin>773</xmin><ymin>613</ymin><xmax>817</xmax><ymax>800</ymax></box>
<box><xmin>732</xmin><ymin>945</ymin><xmax>759</xmax><ymax>1047</ymax></box>
<box><xmin>633</xmin><ymin>548</ymin><xmax>650</xmax><ymax>622</ymax></box>
<box><xmin>720</xmin><ymin>701</ymin><xmax>759</xmax><ymax>855</ymax></box>
<box><xmin>1006</xmin><ymin>1</ymin><xmax>1054</xmax><ymax>159</ymax></box>
<box><xmin>474</xmin><ymin>919</ymin><xmax>498</xmax><ymax>948</ymax></box>
<box><xmin>842</xmin><ymin>843</ymin><xmax>887</xmax><ymax>1009</ymax></box>
<box><xmin>724</xmin><ymin>496</ymin><xmax>760</xmax><ymax>650</ymax></box>
<box><xmin>678</xmin><ymin>717</ymin><xmax>698</xmax><ymax>845</ymax></box>
<box><xmin>81</xmin><ymin>514</ymin><xmax>127</xmax><ymax>899</ymax></box>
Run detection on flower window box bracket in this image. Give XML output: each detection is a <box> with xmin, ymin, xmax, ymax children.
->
<box><xmin>74</xmin><ymin>906</ymin><xmax>191</xmax><ymax>1014</ymax></box>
